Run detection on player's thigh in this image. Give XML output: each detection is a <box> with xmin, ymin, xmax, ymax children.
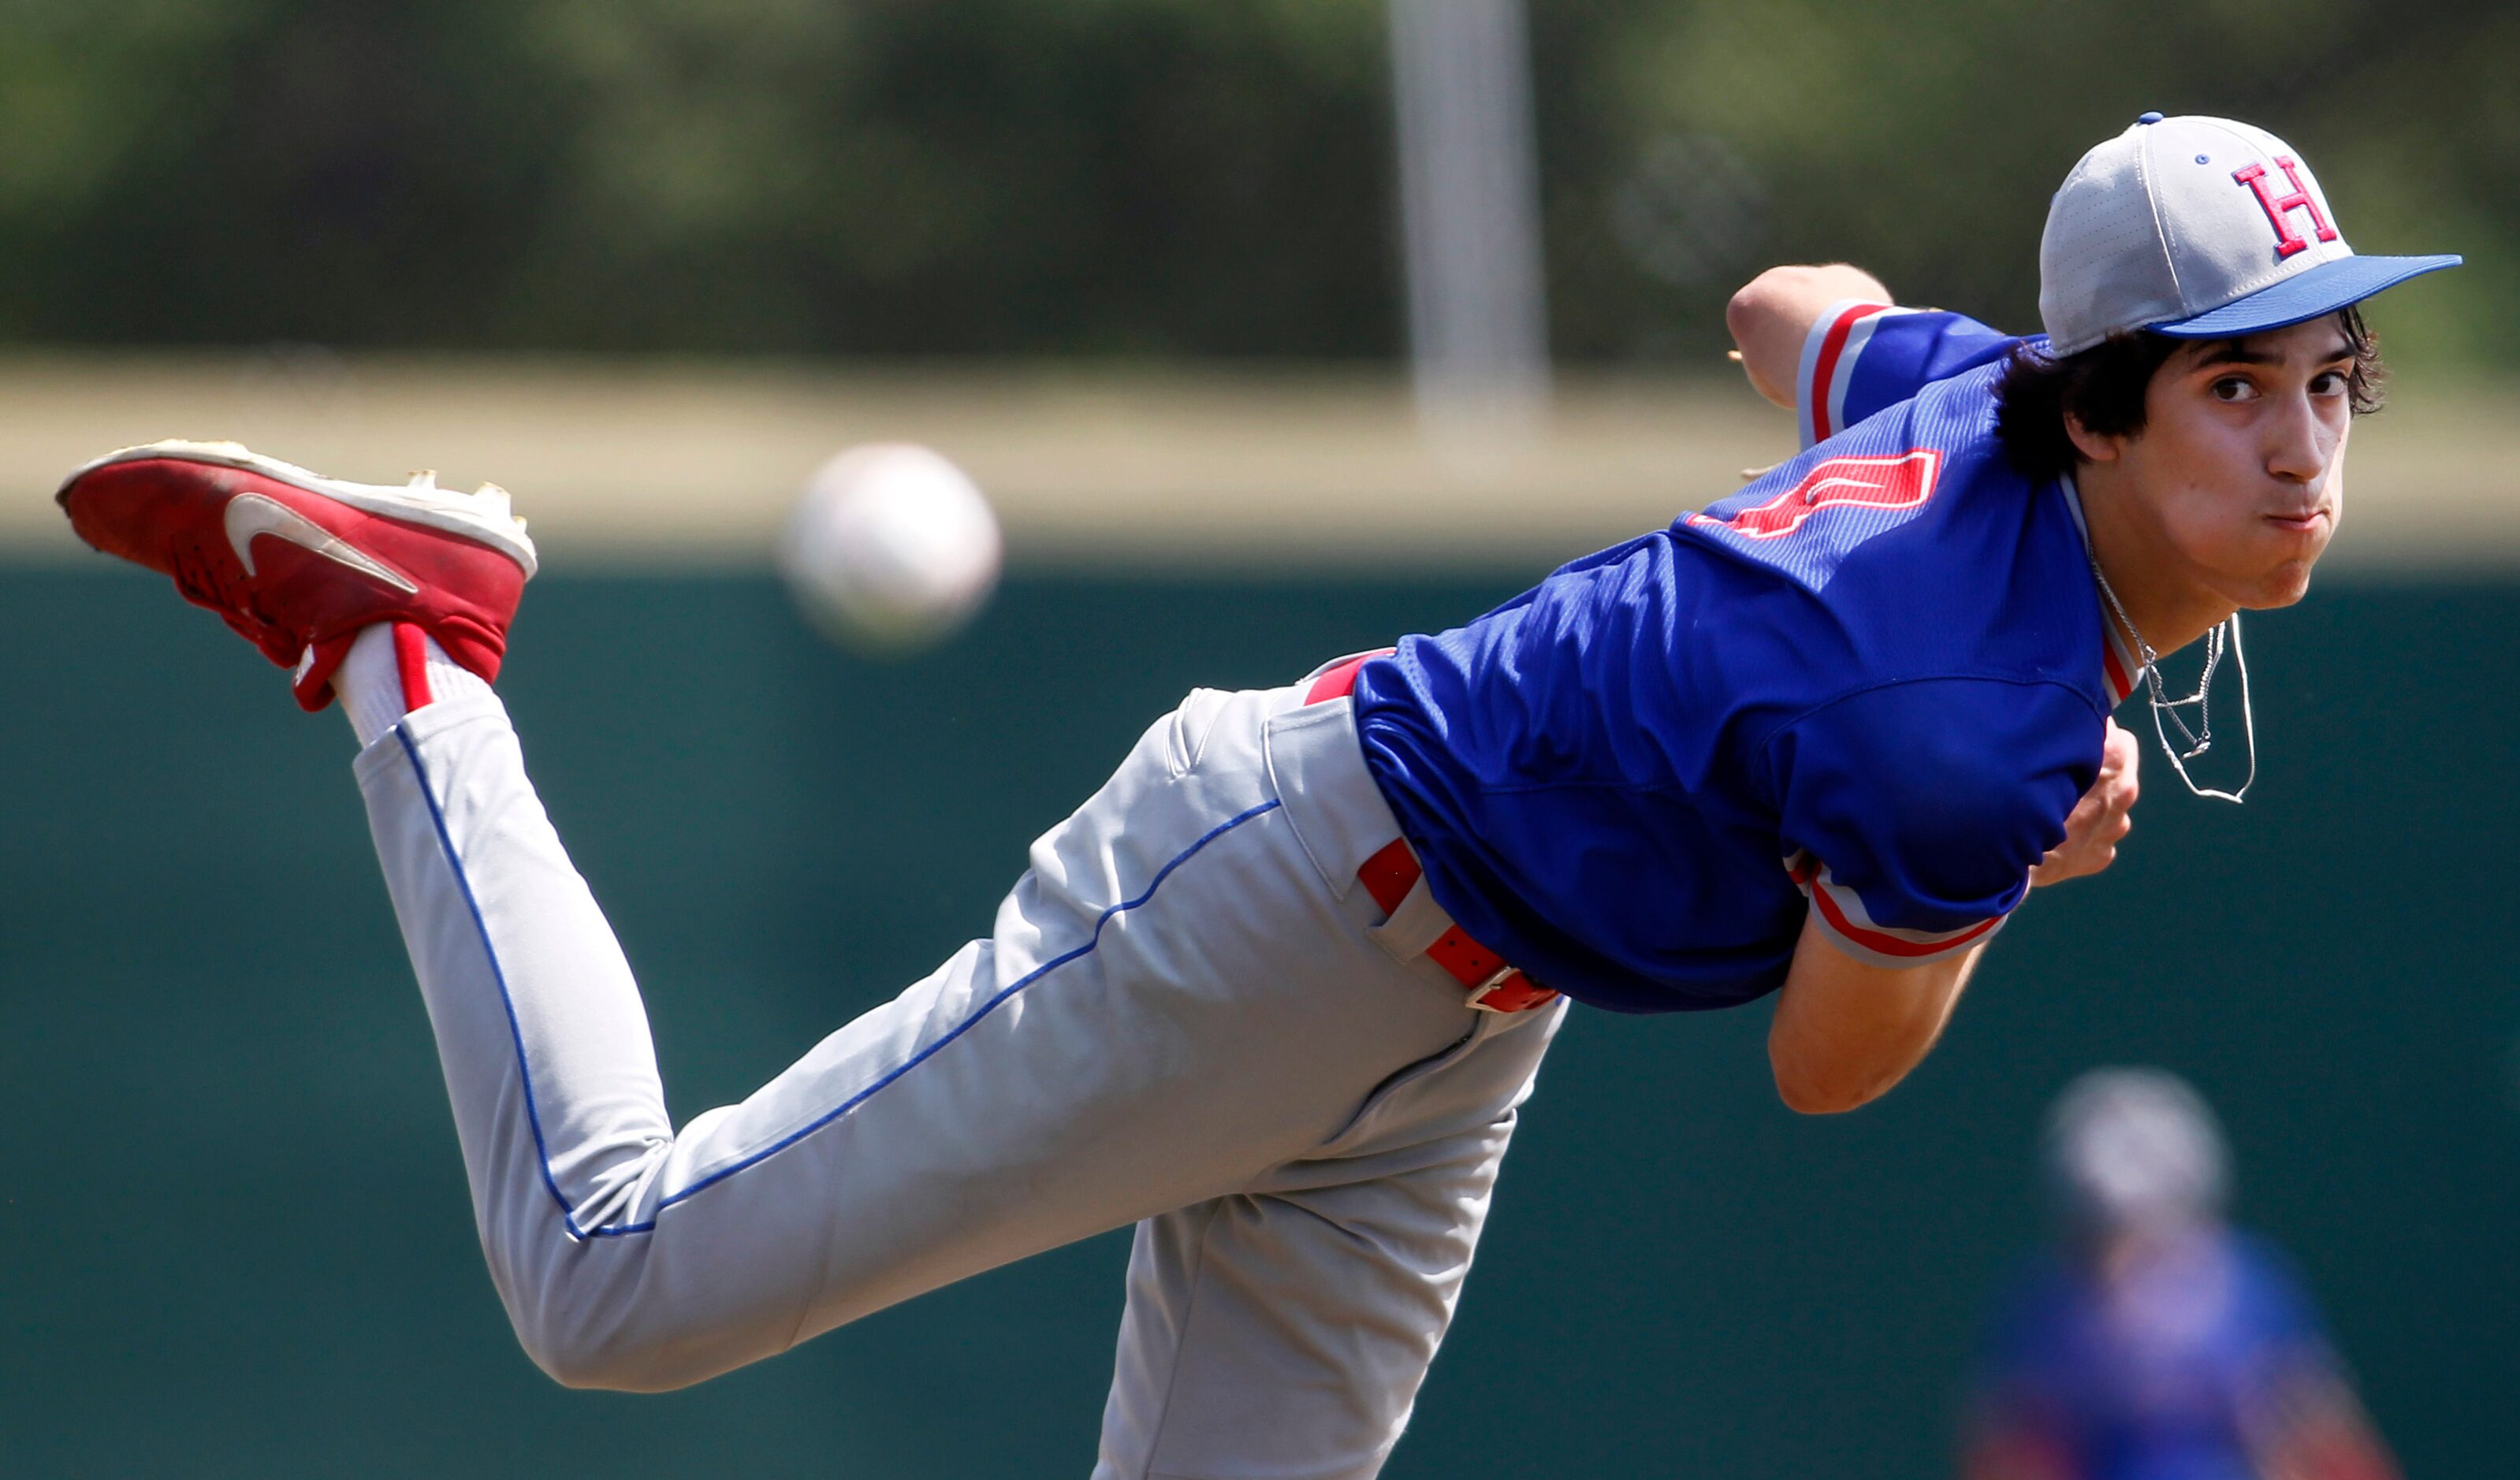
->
<box><xmin>1096</xmin><ymin>1001</ymin><xmax>1564</xmax><ymax>1480</ymax></box>
<box><xmin>669</xmin><ymin>686</ymin><xmax>1484</xmax><ymax>1341</ymax></box>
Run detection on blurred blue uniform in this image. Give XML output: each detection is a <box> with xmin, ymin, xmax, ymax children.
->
<box><xmin>1352</xmin><ymin>305</ymin><xmax>2140</xmax><ymax>1013</ymax></box>
<box><xmin>1975</xmin><ymin>1230</ymin><xmax>2348</xmax><ymax>1480</ymax></box>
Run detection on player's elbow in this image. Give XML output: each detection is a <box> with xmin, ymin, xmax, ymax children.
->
<box><xmin>1725</xmin><ymin>266</ymin><xmax>1814</xmax><ymax>348</ymax></box>
<box><xmin>1774</xmin><ymin>1075</ymin><xmax>1850</xmax><ymax>1115</ymax></box>
<box><xmin>1727</xmin><ymin>263</ymin><xmax>1869</xmax><ymax>340</ymax></box>
<box><xmin>1767</xmin><ymin>1030</ymin><xmax>1900</xmax><ymax>1116</ymax></box>
<box><xmin>1770</xmin><ymin>1061</ymin><xmax>1889</xmax><ymax>1115</ymax></box>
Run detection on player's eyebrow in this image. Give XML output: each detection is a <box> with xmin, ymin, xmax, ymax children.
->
<box><xmin>2192</xmin><ymin>337</ymin><xmax>2357</xmax><ymax>368</ymax></box>
<box><xmin>2194</xmin><ymin>341</ymin><xmax>2277</xmax><ymax>367</ymax></box>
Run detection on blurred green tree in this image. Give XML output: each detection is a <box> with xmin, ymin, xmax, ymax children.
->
<box><xmin>0</xmin><ymin>0</ymin><xmax>2503</xmax><ymax>363</ymax></box>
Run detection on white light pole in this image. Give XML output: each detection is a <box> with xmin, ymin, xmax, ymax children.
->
<box><xmin>1389</xmin><ymin>0</ymin><xmax>1550</xmax><ymax>452</ymax></box>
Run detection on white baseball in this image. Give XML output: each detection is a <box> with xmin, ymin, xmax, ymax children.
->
<box><xmin>778</xmin><ymin>444</ymin><xmax>1003</xmax><ymax>652</ymax></box>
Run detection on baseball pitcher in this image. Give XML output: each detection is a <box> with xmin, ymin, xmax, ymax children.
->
<box><xmin>56</xmin><ymin>115</ymin><xmax>2456</xmax><ymax>1478</ymax></box>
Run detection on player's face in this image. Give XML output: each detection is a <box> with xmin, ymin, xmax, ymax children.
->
<box><xmin>2110</xmin><ymin>318</ymin><xmax>2358</xmax><ymax>610</ymax></box>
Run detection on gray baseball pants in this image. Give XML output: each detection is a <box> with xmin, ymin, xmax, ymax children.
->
<box><xmin>354</xmin><ymin>673</ymin><xmax>1565</xmax><ymax>1479</ymax></box>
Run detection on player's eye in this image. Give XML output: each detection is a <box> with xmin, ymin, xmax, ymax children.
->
<box><xmin>2208</xmin><ymin>376</ymin><xmax>2257</xmax><ymax>403</ymax></box>
<box><xmin>2310</xmin><ymin>369</ymin><xmax>2350</xmax><ymax>396</ymax></box>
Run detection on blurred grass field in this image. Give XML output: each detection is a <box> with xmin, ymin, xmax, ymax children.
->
<box><xmin>6</xmin><ymin>355</ymin><xmax>2517</xmax><ymax>574</ymax></box>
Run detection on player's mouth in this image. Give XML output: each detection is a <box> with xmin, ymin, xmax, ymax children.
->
<box><xmin>2263</xmin><ymin>508</ymin><xmax>2331</xmax><ymax>534</ymax></box>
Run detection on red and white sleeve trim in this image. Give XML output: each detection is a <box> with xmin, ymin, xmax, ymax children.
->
<box><xmin>1795</xmin><ymin>300</ymin><xmax>1907</xmax><ymax>450</ymax></box>
<box><xmin>1784</xmin><ymin>851</ymin><xmax>2008</xmax><ymax>969</ymax></box>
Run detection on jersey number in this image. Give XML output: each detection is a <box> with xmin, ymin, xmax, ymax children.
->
<box><xmin>1689</xmin><ymin>449</ymin><xmax>1943</xmax><ymax>541</ymax></box>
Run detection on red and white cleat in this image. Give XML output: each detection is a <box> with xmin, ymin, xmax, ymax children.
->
<box><xmin>57</xmin><ymin>440</ymin><xmax>537</xmax><ymax>710</ymax></box>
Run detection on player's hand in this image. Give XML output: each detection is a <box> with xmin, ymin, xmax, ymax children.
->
<box><xmin>2029</xmin><ymin>719</ymin><xmax>2140</xmax><ymax>887</ymax></box>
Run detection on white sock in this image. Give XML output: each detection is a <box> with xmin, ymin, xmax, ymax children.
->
<box><xmin>334</xmin><ymin>623</ymin><xmax>496</xmax><ymax>747</ymax></box>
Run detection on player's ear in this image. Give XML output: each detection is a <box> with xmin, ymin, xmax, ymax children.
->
<box><xmin>2063</xmin><ymin>411</ymin><xmax>2122</xmax><ymax>465</ymax></box>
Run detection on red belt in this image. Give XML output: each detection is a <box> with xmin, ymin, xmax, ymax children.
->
<box><xmin>1305</xmin><ymin>652</ymin><xmax>1560</xmax><ymax>1015</ymax></box>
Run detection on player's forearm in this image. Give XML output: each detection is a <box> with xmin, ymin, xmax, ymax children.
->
<box><xmin>1726</xmin><ymin>263</ymin><xmax>1894</xmax><ymax>409</ymax></box>
<box><xmin>1767</xmin><ymin>920</ymin><xmax>1986</xmax><ymax>1114</ymax></box>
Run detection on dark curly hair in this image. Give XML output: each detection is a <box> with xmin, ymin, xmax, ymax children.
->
<box><xmin>1992</xmin><ymin>307</ymin><xmax>2385</xmax><ymax>482</ymax></box>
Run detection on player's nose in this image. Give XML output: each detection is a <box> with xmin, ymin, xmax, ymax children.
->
<box><xmin>2262</xmin><ymin>389</ymin><xmax>2333</xmax><ymax>485</ymax></box>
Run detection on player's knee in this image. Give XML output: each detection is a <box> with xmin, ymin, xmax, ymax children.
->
<box><xmin>502</xmin><ymin>1285</ymin><xmax>709</xmax><ymax>1393</ymax></box>
<box><xmin>512</xmin><ymin>1309</ymin><xmax>625</xmax><ymax>1390</ymax></box>
<box><xmin>516</xmin><ymin>1320</ymin><xmax>695</xmax><ymax>1393</ymax></box>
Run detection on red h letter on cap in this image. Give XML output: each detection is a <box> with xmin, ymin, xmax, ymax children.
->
<box><xmin>2232</xmin><ymin>157</ymin><xmax>2339</xmax><ymax>259</ymax></box>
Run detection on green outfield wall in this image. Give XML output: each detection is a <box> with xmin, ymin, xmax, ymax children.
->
<box><xmin>4</xmin><ymin>567</ymin><xmax>2513</xmax><ymax>1478</ymax></box>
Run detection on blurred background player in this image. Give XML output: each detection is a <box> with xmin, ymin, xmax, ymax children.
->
<box><xmin>1963</xmin><ymin>1069</ymin><xmax>2399</xmax><ymax>1480</ymax></box>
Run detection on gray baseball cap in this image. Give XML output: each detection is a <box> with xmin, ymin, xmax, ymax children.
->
<box><xmin>2039</xmin><ymin>113</ymin><xmax>2460</xmax><ymax>355</ymax></box>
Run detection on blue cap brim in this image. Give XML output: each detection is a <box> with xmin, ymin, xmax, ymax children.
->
<box><xmin>2152</xmin><ymin>253</ymin><xmax>2462</xmax><ymax>340</ymax></box>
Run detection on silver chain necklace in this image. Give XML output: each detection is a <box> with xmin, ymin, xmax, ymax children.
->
<box><xmin>2084</xmin><ymin>552</ymin><xmax>2256</xmax><ymax>804</ymax></box>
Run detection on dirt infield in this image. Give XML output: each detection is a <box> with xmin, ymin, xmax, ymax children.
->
<box><xmin>6</xmin><ymin>353</ymin><xmax>2511</xmax><ymax>572</ymax></box>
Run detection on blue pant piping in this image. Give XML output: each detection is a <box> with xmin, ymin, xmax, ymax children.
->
<box><xmin>396</xmin><ymin>720</ymin><xmax>1279</xmax><ymax>1241</ymax></box>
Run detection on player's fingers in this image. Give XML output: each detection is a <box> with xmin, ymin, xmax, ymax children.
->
<box><xmin>2098</xmin><ymin>718</ymin><xmax>2138</xmax><ymax>779</ymax></box>
<box><xmin>2082</xmin><ymin>768</ymin><xmax>2137</xmax><ymax>820</ymax></box>
<box><xmin>2096</xmin><ymin>762</ymin><xmax>2141</xmax><ymax>816</ymax></box>
<box><xmin>2031</xmin><ymin>837</ymin><xmax>2115</xmax><ymax>887</ymax></box>
<box><xmin>2059</xmin><ymin>792</ymin><xmax>2104</xmax><ymax>839</ymax></box>
<box><xmin>2038</xmin><ymin>777</ymin><xmax>2137</xmax><ymax>884</ymax></box>
<box><xmin>2072</xmin><ymin>803</ymin><xmax>2131</xmax><ymax>860</ymax></box>
<box><xmin>2106</xmin><ymin>723</ymin><xmax>2141</xmax><ymax>784</ymax></box>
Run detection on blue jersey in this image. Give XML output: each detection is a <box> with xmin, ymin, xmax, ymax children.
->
<box><xmin>1973</xmin><ymin>1231</ymin><xmax>2344</xmax><ymax>1480</ymax></box>
<box><xmin>1351</xmin><ymin>307</ymin><xmax>2142</xmax><ymax>1013</ymax></box>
